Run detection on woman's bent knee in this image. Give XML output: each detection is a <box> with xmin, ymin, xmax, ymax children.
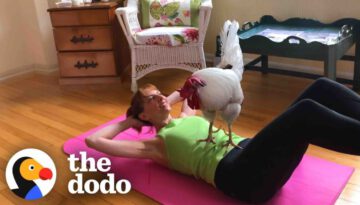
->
<box><xmin>308</xmin><ymin>77</ymin><xmax>332</xmax><ymax>89</ymax></box>
<box><xmin>293</xmin><ymin>99</ymin><xmax>319</xmax><ymax>111</ymax></box>
<box><xmin>314</xmin><ymin>77</ymin><xmax>332</xmax><ymax>85</ymax></box>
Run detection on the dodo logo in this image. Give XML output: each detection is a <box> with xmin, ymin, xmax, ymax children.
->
<box><xmin>5</xmin><ymin>148</ymin><xmax>56</xmax><ymax>200</ymax></box>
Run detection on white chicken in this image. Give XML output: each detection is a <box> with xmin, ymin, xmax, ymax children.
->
<box><xmin>178</xmin><ymin>20</ymin><xmax>244</xmax><ymax>148</ymax></box>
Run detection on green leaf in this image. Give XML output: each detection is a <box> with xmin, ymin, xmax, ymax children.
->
<box><xmin>168</xmin><ymin>12</ymin><xmax>179</xmax><ymax>20</ymax></box>
<box><xmin>163</xmin><ymin>2</ymin><xmax>180</xmax><ymax>18</ymax></box>
<box><xmin>174</xmin><ymin>34</ymin><xmax>185</xmax><ymax>44</ymax></box>
<box><xmin>150</xmin><ymin>1</ymin><xmax>163</xmax><ymax>20</ymax></box>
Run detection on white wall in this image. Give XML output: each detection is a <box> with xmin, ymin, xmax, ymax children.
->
<box><xmin>0</xmin><ymin>0</ymin><xmax>57</xmax><ymax>80</ymax></box>
<box><xmin>33</xmin><ymin>0</ymin><xmax>57</xmax><ymax>68</ymax></box>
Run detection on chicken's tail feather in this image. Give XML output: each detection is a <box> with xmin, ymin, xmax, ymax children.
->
<box><xmin>218</xmin><ymin>20</ymin><xmax>244</xmax><ymax>81</ymax></box>
<box><xmin>220</xmin><ymin>20</ymin><xmax>232</xmax><ymax>56</ymax></box>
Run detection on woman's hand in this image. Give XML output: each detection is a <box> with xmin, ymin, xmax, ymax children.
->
<box><xmin>166</xmin><ymin>90</ymin><xmax>196</xmax><ymax>117</ymax></box>
<box><xmin>126</xmin><ymin>116</ymin><xmax>145</xmax><ymax>132</ymax></box>
<box><xmin>166</xmin><ymin>91</ymin><xmax>183</xmax><ymax>106</ymax></box>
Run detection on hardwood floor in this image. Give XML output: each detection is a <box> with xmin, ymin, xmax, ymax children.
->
<box><xmin>0</xmin><ymin>70</ymin><xmax>359</xmax><ymax>204</ymax></box>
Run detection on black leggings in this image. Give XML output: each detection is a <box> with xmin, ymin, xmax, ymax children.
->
<box><xmin>214</xmin><ymin>77</ymin><xmax>360</xmax><ymax>203</ymax></box>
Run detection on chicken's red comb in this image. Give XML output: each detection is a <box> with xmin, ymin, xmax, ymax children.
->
<box><xmin>189</xmin><ymin>76</ymin><xmax>206</xmax><ymax>87</ymax></box>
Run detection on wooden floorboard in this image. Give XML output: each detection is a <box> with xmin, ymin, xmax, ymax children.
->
<box><xmin>0</xmin><ymin>70</ymin><xmax>358</xmax><ymax>204</ymax></box>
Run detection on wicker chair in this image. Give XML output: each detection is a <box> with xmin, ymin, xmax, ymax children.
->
<box><xmin>115</xmin><ymin>0</ymin><xmax>212</xmax><ymax>92</ymax></box>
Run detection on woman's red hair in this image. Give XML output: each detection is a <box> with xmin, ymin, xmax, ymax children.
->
<box><xmin>126</xmin><ymin>84</ymin><xmax>159</xmax><ymax>125</ymax></box>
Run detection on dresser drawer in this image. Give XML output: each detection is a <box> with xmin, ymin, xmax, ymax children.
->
<box><xmin>50</xmin><ymin>9</ymin><xmax>110</xmax><ymax>26</ymax></box>
<box><xmin>54</xmin><ymin>27</ymin><xmax>113</xmax><ymax>51</ymax></box>
<box><xmin>58</xmin><ymin>52</ymin><xmax>117</xmax><ymax>77</ymax></box>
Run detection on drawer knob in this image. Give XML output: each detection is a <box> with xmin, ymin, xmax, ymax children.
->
<box><xmin>74</xmin><ymin>60</ymin><xmax>98</xmax><ymax>69</ymax></box>
<box><xmin>70</xmin><ymin>35</ymin><xmax>94</xmax><ymax>44</ymax></box>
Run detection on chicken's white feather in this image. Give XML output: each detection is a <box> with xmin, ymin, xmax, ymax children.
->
<box><xmin>190</xmin><ymin>20</ymin><xmax>245</xmax><ymax>123</ymax></box>
<box><xmin>179</xmin><ymin>20</ymin><xmax>245</xmax><ymax>146</ymax></box>
<box><xmin>220</xmin><ymin>20</ymin><xmax>232</xmax><ymax>57</ymax></box>
<box><xmin>217</xmin><ymin>20</ymin><xmax>244</xmax><ymax>82</ymax></box>
<box><xmin>193</xmin><ymin>68</ymin><xmax>242</xmax><ymax>113</ymax></box>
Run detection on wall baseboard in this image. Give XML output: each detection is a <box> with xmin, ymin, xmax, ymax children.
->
<box><xmin>0</xmin><ymin>64</ymin><xmax>58</xmax><ymax>82</ymax></box>
<box><xmin>0</xmin><ymin>65</ymin><xmax>35</xmax><ymax>82</ymax></box>
<box><xmin>34</xmin><ymin>64</ymin><xmax>58</xmax><ymax>73</ymax></box>
<box><xmin>205</xmin><ymin>52</ymin><xmax>353</xmax><ymax>80</ymax></box>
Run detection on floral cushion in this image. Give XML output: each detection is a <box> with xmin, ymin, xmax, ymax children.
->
<box><xmin>133</xmin><ymin>27</ymin><xmax>199</xmax><ymax>46</ymax></box>
<box><xmin>140</xmin><ymin>0</ymin><xmax>201</xmax><ymax>28</ymax></box>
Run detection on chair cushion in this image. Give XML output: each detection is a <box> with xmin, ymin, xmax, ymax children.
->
<box><xmin>140</xmin><ymin>0</ymin><xmax>201</xmax><ymax>28</ymax></box>
<box><xmin>133</xmin><ymin>26</ymin><xmax>199</xmax><ymax>46</ymax></box>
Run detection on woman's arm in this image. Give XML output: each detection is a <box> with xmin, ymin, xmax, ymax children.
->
<box><xmin>180</xmin><ymin>98</ymin><xmax>196</xmax><ymax>117</ymax></box>
<box><xmin>167</xmin><ymin>91</ymin><xmax>196</xmax><ymax>117</ymax></box>
<box><xmin>85</xmin><ymin>117</ymin><xmax>164</xmax><ymax>162</ymax></box>
<box><xmin>167</xmin><ymin>90</ymin><xmax>183</xmax><ymax>105</ymax></box>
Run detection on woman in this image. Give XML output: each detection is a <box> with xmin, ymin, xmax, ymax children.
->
<box><xmin>86</xmin><ymin>77</ymin><xmax>360</xmax><ymax>203</ymax></box>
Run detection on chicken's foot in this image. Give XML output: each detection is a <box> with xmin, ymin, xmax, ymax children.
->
<box><xmin>198</xmin><ymin>122</ymin><xmax>216</xmax><ymax>144</ymax></box>
<box><xmin>223</xmin><ymin>124</ymin><xmax>243</xmax><ymax>149</ymax></box>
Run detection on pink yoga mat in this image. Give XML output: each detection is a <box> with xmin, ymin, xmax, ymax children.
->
<box><xmin>63</xmin><ymin>115</ymin><xmax>354</xmax><ymax>205</ymax></box>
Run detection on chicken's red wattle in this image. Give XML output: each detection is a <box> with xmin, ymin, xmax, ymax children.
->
<box><xmin>177</xmin><ymin>76</ymin><xmax>206</xmax><ymax>110</ymax></box>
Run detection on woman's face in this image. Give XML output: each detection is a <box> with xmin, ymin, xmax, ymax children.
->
<box><xmin>139</xmin><ymin>88</ymin><xmax>171</xmax><ymax>123</ymax></box>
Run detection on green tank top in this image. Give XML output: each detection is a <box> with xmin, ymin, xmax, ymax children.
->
<box><xmin>157</xmin><ymin>116</ymin><xmax>245</xmax><ymax>186</ymax></box>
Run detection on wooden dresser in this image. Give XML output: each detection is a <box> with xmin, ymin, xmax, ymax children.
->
<box><xmin>47</xmin><ymin>1</ymin><xmax>129</xmax><ymax>84</ymax></box>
